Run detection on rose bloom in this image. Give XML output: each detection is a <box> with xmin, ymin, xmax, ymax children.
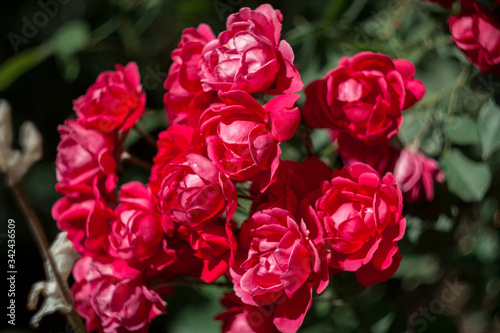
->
<box><xmin>315</xmin><ymin>163</ymin><xmax>406</xmax><ymax>287</ymax></box>
<box><xmin>200</xmin><ymin>90</ymin><xmax>300</xmax><ymax>189</ymax></box>
<box><xmin>72</xmin><ymin>256</ymin><xmax>166</xmax><ymax>333</ymax></box>
<box><xmin>216</xmin><ymin>292</ymin><xmax>278</xmax><ymax>333</ymax></box>
<box><xmin>73</xmin><ymin>62</ymin><xmax>145</xmax><ymax>132</ymax></box>
<box><xmin>302</xmin><ymin>52</ymin><xmax>425</xmax><ymax>144</ymax></box>
<box><xmin>108</xmin><ymin>182</ymin><xmax>176</xmax><ymax>271</ymax></box>
<box><xmin>188</xmin><ymin>220</ymin><xmax>236</xmax><ymax>283</ymax></box>
<box><xmin>164</xmin><ymin>24</ymin><xmax>218</xmax><ymax>125</ymax></box>
<box><xmin>449</xmin><ymin>0</ymin><xmax>500</xmax><ymax>74</ymax></box>
<box><xmin>392</xmin><ymin>148</ymin><xmax>445</xmax><ymax>203</ymax></box>
<box><xmin>200</xmin><ymin>4</ymin><xmax>302</xmax><ymax>95</ymax></box>
<box><xmin>230</xmin><ymin>208</ymin><xmax>329</xmax><ymax>333</ymax></box>
<box><xmin>52</xmin><ymin>191</ymin><xmax>113</xmax><ymax>255</ymax></box>
<box><xmin>149</xmin><ymin>124</ymin><xmax>206</xmax><ymax>199</ymax></box>
<box><xmin>157</xmin><ymin>153</ymin><xmax>237</xmax><ymax>229</ymax></box>
<box><xmin>55</xmin><ymin>119</ymin><xmax>118</xmax><ymax>199</ymax></box>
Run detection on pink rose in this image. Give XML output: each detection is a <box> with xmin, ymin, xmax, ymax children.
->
<box><xmin>302</xmin><ymin>52</ymin><xmax>425</xmax><ymax>144</ymax></box>
<box><xmin>189</xmin><ymin>220</ymin><xmax>236</xmax><ymax>282</ymax></box>
<box><xmin>250</xmin><ymin>157</ymin><xmax>331</xmax><ymax>215</ymax></box>
<box><xmin>449</xmin><ymin>1</ymin><xmax>500</xmax><ymax>74</ymax></box>
<box><xmin>73</xmin><ymin>62</ymin><xmax>146</xmax><ymax>132</ymax></box>
<box><xmin>72</xmin><ymin>256</ymin><xmax>166</xmax><ymax>333</ymax></box>
<box><xmin>164</xmin><ymin>24</ymin><xmax>217</xmax><ymax>125</ymax></box>
<box><xmin>55</xmin><ymin>119</ymin><xmax>118</xmax><ymax>199</ymax></box>
<box><xmin>315</xmin><ymin>163</ymin><xmax>406</xmax><ymax>287</ymax></box>
<box><xmin>216</xmin><ymin>292</ymin><xmax>278</xmax><ymax>333</ymax></box>
<box><xmin>108</xmin><ymin>182</ymin><xmax>176</xmax><ymax>271</ymax></box>
<box><xmin>200</xmin><ymin>4</ymin><xmax>302</xmax><ymax>94</ymax></box>
<box><xmin>52</xmin><ymin>191</ymin><xmax>113</xmax><ymax>255</ymax></box>
<box><xmin>230</xmin><ymin>208</ymin><xmax>329</xmax><ymax>333</ymax></box>
<box><xmin>392</xmin><ymin>148</ymin><xmax>445</xmax><ymax>203</ymax></box>
<box><xmin>158</xmin><ymin>153</ymin><xmax>237</xmax><ymax>228</ymax></box>
<box><xmin>200</xmin><ymin>90</ymin><xmax>300</xmax><ymax>189</ymax></box>
<box><xmin>150</xmin><ymin>124</ymin><xmax>206</xmax><ymax>199</ymax></box>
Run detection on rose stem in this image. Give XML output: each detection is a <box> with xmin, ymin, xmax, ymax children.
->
<box><xmin>11</xmin><ymin>183</ymin><xmax>87</xmax><ymax>333</ymax></box>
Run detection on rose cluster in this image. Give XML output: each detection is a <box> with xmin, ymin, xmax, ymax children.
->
<box><xmin>52</xmin><ymin>4</ymin><xmax>425</xmax><ymax>333</ymax></box>
<box><xmin>302</xmin><ymin>51</ymin><xmax>445</xmax><ymax>204</ymax></box>
<box><xmin>424</xmin><ymin>0</ymin><xmax>500</xmax><ymax>74</ymax></box>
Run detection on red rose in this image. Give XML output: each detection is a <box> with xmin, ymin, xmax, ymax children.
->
<box><xmin>158</xmin><ymin>153</ymin><xmax>237</xmax><ymax>229</ymax></box>
<box><xmin>164</xmin><ymin>24</ymin><xmax>217</xmax><ymax>125</ymax></box>
<box><xmin>302</xmin><ymin>52</ymin><xmax>425</xmax><ymax>144</ymax></box>
<box><xmin>200</xmin><ymin>4</ymin><xmax>302</xmax><ymax>95</ymax></box>
<box><xmin>315</xmin><ymin>163</ymin><xmax>406</xmax><ymax>287</ymax></box>
<box><xmin>74</xmin><ymin>62</ymin><xmax>146</xmax><ymax>132</ymax></box>
<box><xmin>189</xmin><ymin>220</ymin><xmax>236</xmax><ymax>282</ymax></box>
<box><xmin>55</xmin><ymin>120</ymin><xmax>118</xmax><ymax>199</ymax></box>
<box><xmin>392</xmin><ymin>148</ymin><xmax>445</xmax><ymax>203</ymax></box>
<box><xmin>200</xmin><ymin>90</ymin><xmax>300</xmax><ymax>189</ymax></box>
<box><xmin>216</xmin><ymin>292</ymin><xmax>278</xmax><ymax>333</ymax></box>
<box><xmin>449</xmin><ymin>1</ymin><xmax>500</xmax><ymax>74</ymax></box>
<box><xmin>72</xmin><ymin>256</ymin><xmax>166</xmax><ymax>333</ymax></box>
<box><xmin>52</xmin><ymin>191</ymin><xmax>113</xmax><ymax>255</ymax></box>
<box><xmin>150</xmin><ymin>124</ymin><xmax>206</xmax><ymax>199</ymax></box>
<box><xmin>230</xmin><ymin>208</ymin><xmax>329</xmax><ymax>333</ymax></box>
<box><xmin>108</xmin><ymin>182</ymin><xmax>176</xmax><ymax>271</ymax></box>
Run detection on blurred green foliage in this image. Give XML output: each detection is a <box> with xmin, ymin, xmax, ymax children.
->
<box><xmin>1</xmin><ymin>0</ymin><xmax>500</xmax><ymax>332</ymax></box>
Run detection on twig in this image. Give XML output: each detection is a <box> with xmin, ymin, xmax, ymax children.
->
<box><xmin>446</xmin><ymin>66</ymin><xmax>470</xmax><ymax>119</ymax></box>
<box><xmin>120</xmin><ymin>151</ymin><xmax>152</xmax><ymax>171</ymax></box>
<box><xmin>11</xmin><ymin>184</ymin><xmax>87</xmax><ymax>333</ymax></box>
<box><xmin>133</xmin><ymin>124</ymin><xmax>157</xmax><ymax>148</ymax></box>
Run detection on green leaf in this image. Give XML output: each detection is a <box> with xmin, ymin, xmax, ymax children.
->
<box><xmin>398</xmin><ymin>109</ymin><xmax>427</xmax><ymax>145</ymax></box>
<box><xmin>49</xmin><ymin>20</ymin><xmax>90</xmax><ymax>57</ymax></box>
<box><xmin>443</xmin><ymin>115</ymin><xmax>478</xmax><ymax>145</ymax></box>
<box><xmin>0</xmin><ymin>47</ymin><xmax>51</xmax><ymax>91</ymax></box>
<box><xmin>477</xmin><ymin>99</ymin><xmax>500</xmax><ymax>159</ymax></box>
<box><xmin>440</xmin><ymin>149</ymin><xmax>491</xmax><ymax>202</ymax></box>
<box><xmin>434</xmin><ymin>214</ymin><xmax>454</xmax><ymax>232</ymax></box>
